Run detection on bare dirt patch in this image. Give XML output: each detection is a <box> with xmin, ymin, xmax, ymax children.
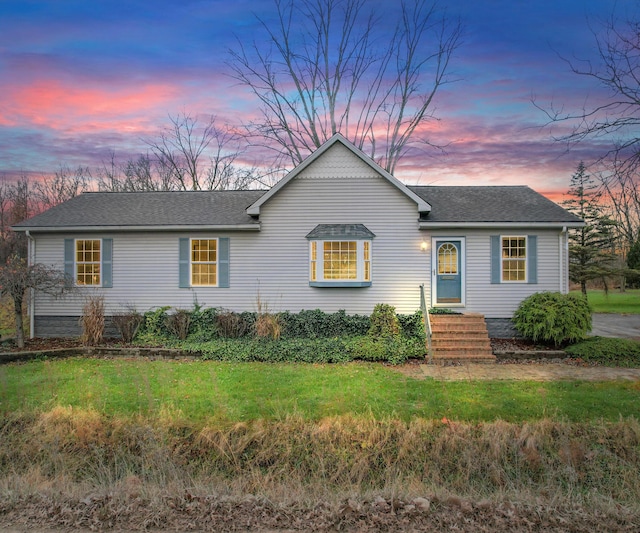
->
<box><xmin>0</xmin><ymin>493</ymin><xmax>638</xmax><ymax>532</ymax></box>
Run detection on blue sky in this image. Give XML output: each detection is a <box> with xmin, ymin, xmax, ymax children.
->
<box><xmin>0</xmin><ymin>0</ymin><xmax>633</xmax><ymax>198</ymax></box>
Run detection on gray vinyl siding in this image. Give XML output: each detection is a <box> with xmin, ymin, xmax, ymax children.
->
<box><xmin>423</xmin><ymin>229</ymin><xmax>566</xmax><ymax>318</ymax></box>
<box><xmin>28</xmin><ymin>142</ymin><xmax>570</xmax><ymax>333</ymax></box>
<box><xmin>31</xmin><ymin>143</ymin><xmax>429</xmax><ymax>323</ymax></box>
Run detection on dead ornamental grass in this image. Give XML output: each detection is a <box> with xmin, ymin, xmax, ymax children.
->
<box><xmin>79</xmin><ymin>296</ymin><xmax>105</xmax><ymax>346</ymax></box>
<box><xmin>2</xmin><ymin>410</ymin><xmax>640</xmax><ymax>530</ymax></box>
<box><xmin>1</xmin><ymin>409</ymin><xmax>639</xmax><ymax>508</ymax></box>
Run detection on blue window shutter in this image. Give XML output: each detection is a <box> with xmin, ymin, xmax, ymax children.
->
<box><xmin>527</xmin><ymin>235</ymin><xmax>538</xmax><ymax>284</ymax></box>
<box><xmin>219</xmin><ymin>237</ymin><xmax>230</xmax><ymax>288</ymax></box>
<box><xmin>490</xmin><ymin>235</ymin><xmax>501</xmax><ymax>284</ymax></box>
<box><xmin>64</xmin><ymin>239</ymin><xmax>75</xmax><ymax>287</ymax></box>
<box><xmin>101</xmin><ymin>238</ymin><xmax>113</xmax><ymax>288</ymax></box>
<box><xmin>179</xmin><ymin>238</ymin><xmax>190</xmax><ymax>288</ymax></box>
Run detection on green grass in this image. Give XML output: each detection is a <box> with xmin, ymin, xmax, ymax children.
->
<box><xmin>1</xmin><ymin>358</ymin><xmax>638</xmax><ymax>423</ymax></box>
<box><xmin>572</xmin><ymin>289</ymin><xmax>640</xmax><ymax>313</ymax></box>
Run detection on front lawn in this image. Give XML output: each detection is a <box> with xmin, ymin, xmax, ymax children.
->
<box><xmin>573</xmin><ymin>289</ymin><xmax>640</xmax><ymax>313</ymax></box>
<box><xmin>1</xmin><ymin>358</ymin><xmax>638</xmax><ymax>423</ymax></box>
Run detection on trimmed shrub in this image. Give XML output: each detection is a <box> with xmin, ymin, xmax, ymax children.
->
<box><xmin>369</xmin><ymin>303</ymin><xmax>400</xmax><ymax>337</ymax></box>
<box><xmin>189</xmin><ymin>306</ymin><xmax>219</xmax><ymax>340</ymax></box>
<box><xmin>513</xmin><ymin>292</ymin><xmax>591</xmax><ymax>347</ymax></box>
<box><xmin>279</xmin><ymin>309</ymin><xmax>370</xmax><ymax>338</ymax></box>
<box><xmin>136</xmin><ymin>305</ymin><xmax>426</xmax><ymax>364</ymax></box>
<box><xmin>566</xmin><ymin>336</ymin><xmax>640</xmax><ymax>367</ymax></box>
<box><xmin>165</xmin><ymin>308</ymin><xmax>192</xmax><ymax>340</ymax></box>
<box><xmin>136</xmin><ymin>307</ymin><xmax>171</xmax><ymax>343</ymax></box>
<box><xmin>215</xmin><ymin>310</ymin><xmax>251</xmax><ymax>338</ymax></box>
<box><xmin>397</xmin><ymin>311</ymin><xmax>426</xmax><ymax>340</ymax></box>
<box><xmin>111</xmin><ymin>306</ymin><xmax>143</xmax><ymax>343</ymax></box>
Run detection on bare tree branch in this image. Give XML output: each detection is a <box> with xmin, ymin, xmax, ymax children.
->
<box><xmin>534</xmin><ymin>8</ymin><xmax>640</xmax><ymax>173</ymax></box>
<box><xmin>34</xmin><ymin>166</ymin><xmax>90</xmax><ymax>210</ymax></box>
<box><xmin>227</xmin><ymin>0</ymin><xmax>461</xmax><ymax>173</ymax></box>
<box><xmin>0</xmin><ymin>255</ymin><xmax>69</xmax><ymax>347</ymax></box>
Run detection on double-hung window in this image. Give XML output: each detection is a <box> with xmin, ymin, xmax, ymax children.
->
<box><xmin>501</xmin><ymin>236</ymin><xmax>527</xmax><ymax>282</ymax></box>
<box><xmin>76</xmin><ymin>239</ymin><xmax>101</xmax><ymax>285</ymax></box>
<box><xmin>307</xmin><ymin>224</ymin><xmax>374</xmax><ymax>287</ymax></box>
<box><xmin>178</xmin><ymin>237</ymin><xmax>230</xmax><ymax>288</ymax></box>
<box><xmin>490</xmin><ymin>234</ymin><xmax>537</xmax><ymax>285</ymax></box>
<box><xmin>191</xmin><ymin>238</ymin><xmax>217</xmax><ymax>286</ymax></box>
<box><xmin>64</xmin><ymin>238</ymin><xmax>113</xmax><ymax>288</ymax></box>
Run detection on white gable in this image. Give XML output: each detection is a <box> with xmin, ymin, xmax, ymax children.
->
<box><xmin>296</xmin><ymin>142</ymin><xmax>380</xmax><ymax>179</ymax></box>
<box><xmin>246</xmin><ymin>133</ymin><xmax>430</xmax><ymax>216</ymax></box>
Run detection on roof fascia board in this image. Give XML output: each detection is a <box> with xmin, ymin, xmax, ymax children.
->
<box><xmin>246</xmin><ymin>133</ymin><xmax>431</xmax><ymax>216</ymax></box>
<box><xmin>419</xmin><ymin>221</ymin><xmax>584</xmax><ymax>229</ymax></box>
<box><xmin>12</xmin><ymin>224</ymin><xmax>262</xmax><ymax>233</ymax></box>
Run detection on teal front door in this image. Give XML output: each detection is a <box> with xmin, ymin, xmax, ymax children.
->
<box><xmin>435</xmin><ymin>240</ymin><xmax>462</xmax><ymax>304</ymax></box>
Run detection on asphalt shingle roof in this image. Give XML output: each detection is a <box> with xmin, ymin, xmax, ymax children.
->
<box><xmin>13</xmin><ymin>185</ymin><xmax>581</xmax><ymax>231</ymax></box>
<box><xmin>408</xmin><ymin>186</ymin><xmax>582</xmax><ymax>223</ymax></box>
<box><xmin>306</xmin><ymin>224</ymin><xmax>376</xmax><ymax>239</ymax></box>
<box><xmin>14</xmin><ymin>190</ymin><xmax>267</xmax><ymax>229</ymax></box>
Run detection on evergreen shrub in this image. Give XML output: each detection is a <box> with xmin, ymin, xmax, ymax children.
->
<box><xmin>513</xmin><ymin>292</ymin><xmax>591</xmax><ymax>347</ymax></box>
<box><xmin>136</xmin><ymin>306</ymin><xmax>171</xmax><ymax>342</ymax></box>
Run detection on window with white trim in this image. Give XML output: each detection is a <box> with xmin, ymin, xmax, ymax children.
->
<box><xmin>501</xmin><ymin>236</ymin><xmax>527</xmax><ymax>282</ymax></box>
<box><xmin>306</xmin><ymin>224</ymin><xmax>375</xmax><ymax>287</ymax></box>
<box><xmin>76</xmin><ymin>239</ymin><xmax>101</xmax><ymax>285</ymax></box>
<box><xmin>191</xmin><ymin>238</ymin><xmax>218</xmax><ymax>286</ymax></box>
<box><xmin>309</xmin><ymin>240</ymin><xmax>371</xmax><ymax>286</ymax></box>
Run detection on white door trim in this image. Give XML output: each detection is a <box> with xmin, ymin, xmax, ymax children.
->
<box><xmin>431</xmin><ymin>236</ymin><xmax>466</xmax><ymax>308</ymax></box>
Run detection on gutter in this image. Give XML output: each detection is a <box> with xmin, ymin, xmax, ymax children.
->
<box><xmin>26</xmin><ymin>231</ymin><xmax>35</xmax><ymax>339</ymax></box>
<box><xmin>12</xmin><ymin>223</ymin><xmax>262</xmax><ymax>233</ymax></box>
<box><xmin>418</xmin><ymin>221</ymin><xmax>585</xmax><ymax>229</ymax></box>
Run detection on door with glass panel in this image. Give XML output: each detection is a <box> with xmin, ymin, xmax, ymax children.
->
<box><xmin>434</xmin><ymin>240</ymin><xmax>462</xmax><ymax>304</ymax></box>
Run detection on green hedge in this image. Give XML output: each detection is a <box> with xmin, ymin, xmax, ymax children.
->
<box><xmin>135</xmin><ymin>306</ymin><xmax>426</xmax><ymax>364</ymax></box>
<box><xmin>565</xmin><ymin>337</ymin><xmax>640</xmax><ymax>367</ymax></box>
<box><xmin>278</xmin><ymin>309</ymin><xmax>370</xmax><ymax>338</ymax></box>
<box><xmin>185</xmin><ymin>335</ymin><xmax>425</xmax><ymax>365</ymax></box>
<box><xmin>136</xmin><ymin>307</ymin><xmax>424</xmax><ymax>343</ymax></box>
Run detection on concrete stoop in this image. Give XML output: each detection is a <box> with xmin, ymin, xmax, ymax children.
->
<box><xmin>429</xmin><ymin>313</ymin><xmax>496</xmax><ymax>363</ymax></box>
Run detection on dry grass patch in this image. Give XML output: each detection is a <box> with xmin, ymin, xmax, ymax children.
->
<box><xmin>1</xmin><ymin>410</ymin><xmax>640</xmax><ymax>530</ymax></box>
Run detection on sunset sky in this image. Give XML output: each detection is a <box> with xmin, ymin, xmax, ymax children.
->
<box><xmin>0</xmin><ymin>0</ymin><xmax>634</xmax><ymax>199</ymax></box>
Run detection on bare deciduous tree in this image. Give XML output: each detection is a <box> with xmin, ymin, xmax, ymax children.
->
<box><xmin>599</xmin><ymin>156</ymin><xmax>640</xmax><ymax>247</ymax></box>
<box><xmin>228</xmin><ymin>0</ymin><xmax>461</xmax><ymax>173</ymax></box>
<box><xmin>536</xmin><ymin>8</ymin><xmax>640</xmax><ymax>173</ymax></box>
<box><xmin>0</xmin><ymin>255</ymin><xmax>69</xmax><ymax>347</ymax></box>
<box><xmin>96</xmin><ymin>153</ymin><xmax>174</xmax><ymax>192</ymax></box>
<box><xmin>33</xmin><ymin>165</ymin><xmax>90</xmax><ymax>210</ymax></box>
<box><xmin>145</xmin><ymin>113</ymin><xmax>259</xmax><ymax>191</ymax></box>
<box><xmin>535</xmin><ymin>6</ymin><xmax>640</xmax><ymax>256</ymax></box>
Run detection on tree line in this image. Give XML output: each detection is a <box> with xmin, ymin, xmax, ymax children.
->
<box><xmin>550</xmin><ymin>4</ymin><xmax>640</xmax><ymax>293</ymax></box>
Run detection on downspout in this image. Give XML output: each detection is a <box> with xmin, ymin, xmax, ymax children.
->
<box><xmin>26</xmin><ymin>231</ymin><xmax>35</xmax><ymax>338</ymax></box>
<box><xmin>560</xmin><ymin>226</ymin><xmax>567</xmax><ymax>293</ymax></box>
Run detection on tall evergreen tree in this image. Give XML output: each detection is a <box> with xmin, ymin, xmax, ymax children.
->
<box><xmin>563</xmin><ymin>162</ymin><xmax>618</xmax><ymax>295</ymax></box>
<box><xmin>627</xmin><ymin>237</ymin><xmax>640</xmax><ymax>288</ymax></box>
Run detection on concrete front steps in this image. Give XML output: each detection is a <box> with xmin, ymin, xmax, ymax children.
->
<box><xmin>429</xmin><ymin>313</ymin><xmax>496</xmax><ymax>363</ymax></box>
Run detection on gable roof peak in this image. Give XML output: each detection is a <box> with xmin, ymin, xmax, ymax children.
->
<box><xmin>246</xmin><ymin>133</ymin><xmax>431</xmax><ymax>216</ymax></box>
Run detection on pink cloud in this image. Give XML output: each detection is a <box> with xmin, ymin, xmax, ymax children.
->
<box><xmin>4</xmin><ymin>80</ymin><xmax>181</xmax><ymax>133</ymax></box>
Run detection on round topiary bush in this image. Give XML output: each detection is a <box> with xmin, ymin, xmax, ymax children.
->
<box><xmin>512</xmin><ymin>291</ymin><xmax>591</xmax><ymax>347</ymax></box>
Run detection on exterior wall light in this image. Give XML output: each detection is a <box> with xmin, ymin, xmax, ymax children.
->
<box><xmin>420</xmin><ymin>241</ymin><xmax>428</xmax><ymax>252</ymax></box>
